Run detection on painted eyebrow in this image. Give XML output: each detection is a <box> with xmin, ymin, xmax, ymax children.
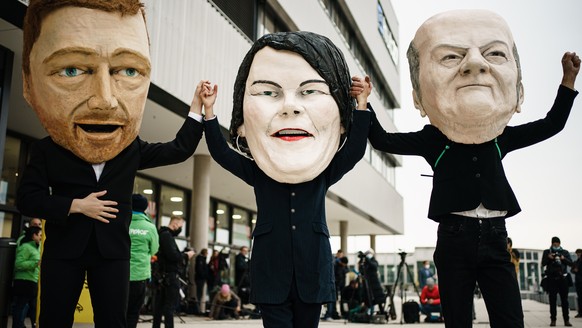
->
<box><xmin>250</xmin><ymin>79</ymin><xmax>328</xmax><ymax>88</ymax></box>
<box><xmin>43</xmin><ymin>47</ymin><xmax>151</xmax><ymax>70</ymax></box>
<box><xmin>434</xmin><ymin>40</ymin><xmax>510</xmax><ymax>52</ymax></box>
<box><xmin>251</xmin><ymin>80</ymin><xmax>282</xmax><ymax>88</ymax></box>
<box><xmin>42</xmin><ymin>47</ymin><xmax>99</xmax><ymax>64</ymax></box>
<box><xmin>299</xmin><ymin>79</ymin><xmax>327</xmax><ymax>87</ymax></box>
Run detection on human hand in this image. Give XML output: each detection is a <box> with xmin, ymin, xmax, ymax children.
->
<box><xmin>561</xmin><ymin>51</ymin><xmax>580</xmax><ymax>90</ymax></box>
<box><xmin>185</xmin><ymin>250</ymin><xmax>196</xmax><ymax>259</ymax></box>
<box><xmin>189</xmin><ymin>83</ymin><xmax>203</xmax><ymax>115</ymax></box>
<box><xmin>350</xmin><ymin>76</ymin><xmax>372</xmax><ymax>110</ymax></box>
<box><xmin>428</xmin><ymin>299</ymin><xmax>434</xmax><ymax>304</ymax></box>
<box><xmin>197</xmin><ymin>80</ymin><xmax>218</xmax><ymax>118</ymax></box>
<box><xmin>69</xmin><ymin>190</ymin><xmax>118</xmax><ymax>223</ymax></box>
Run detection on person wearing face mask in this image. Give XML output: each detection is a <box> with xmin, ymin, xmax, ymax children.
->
<box><xmin>542</xmin><ymin>237</ymin><xmax>574</xmax><ymax>327</ymax></box>
<box><xmin>152</xmin><ymin>215</ymin><xmax>195</xmax><ymax>328</ymax></box>
<box><xmin>418</xmin><ymin>260</ymin><xmax>435</xmax><ymax>288</ymax></box>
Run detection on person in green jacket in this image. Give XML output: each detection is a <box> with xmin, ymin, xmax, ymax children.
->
<box><xmin>16</xmin><ymin>217</ymin><xmax>41</xmax><ymax>246</ymax></box>
<box><xmin>127</xmin><ymin>194</ymin><xmax>159</xmax><ymax>328</ymax></box>
<box><xmin>12</xmin><ymin>225</ymin><xmax>42</xmax><ymax>328</ymax></box>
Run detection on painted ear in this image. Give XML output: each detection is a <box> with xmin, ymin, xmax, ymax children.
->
<box><xmin>237</xmin><ymin>124</ymin><xmax>246</xmax><ymax>137</ymax></box>
<box><xmin>412</xmin><ymin>90</ymin><xmax>427</xmax><ymax>117</ymax></box>
<box><xmin>22</xmin><ymin>73</ymin><xmax>32</xmax><ymax>106</ymax></box>
<box><xmin>515</xmin><ymin>82</ymin><xmax>525</xmax><ymax>113</ymax></box>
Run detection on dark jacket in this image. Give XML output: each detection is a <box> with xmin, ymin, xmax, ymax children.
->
<box><xmin>542</xmin><ymin>247</ymin><xmax>573</xmax><ymax>280</ymax></box>
<box><xmin>204</xmin><ymin>110</ymin><xmax>370</xmax><ymax>304</ymax></box>
<box><xmin>360</xmin><ymin>257</ymin><xmax>385</xmax><ymax>304</ymax></box>
<box><xmin>368</xmin><ymin>85</ymin><xmax>578</xmax><ymax>221</ymax></box>
<box><xmin>195</xmin><ymin>254</ymin><xmax>209</xmax><ymax>282</ymax></box>
<box><xmin>157</xmin><ymin>226</ymin><xmax>188</xmax><ymax>274</ymax></box>
<box><xmin>17</xmin><ymin>118</ymin><xmax>202</xmax><ymax>260</ymax></box>
<box><xmin>235</xmin><ymin>253</ymin><xmax>250</xmax><ymax>288</ymax></box>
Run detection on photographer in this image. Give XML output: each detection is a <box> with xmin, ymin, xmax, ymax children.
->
<box><xmin>542</xmin><ymin>237</ymin><xmax>573</xmax><ymax>327</ymax></box>
<box><xmin>152</xmin><ymin>215</ymin><xmax>195</xmax><ymax>328</ymax></box>
<box><xmin>357</xmin><ymin>249</ymin><xmax>386</xmax><ymax>315</ymax></box>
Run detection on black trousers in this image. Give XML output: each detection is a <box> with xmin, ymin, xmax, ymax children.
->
<box><xmin>548</xmin><ymin>278</ymin><xmax>570</xmax><ymax>321</ymax></box>
<box><xmin>258</xmin><ymin>279</ymin><xmax>322</xmax><ymax>328</ymax></box>
<box><xmin>152</xmin><ymin>273</ymin><xmax>180</xmax><ymax>328</ymax></box>
<box><xmin>576</xmin><ymin>282</ymin><xmax>582</xmax><ymax>315</ymax></box>
<box><xmin>434</xmin><ymin>215</ymin><xmax>523</xmax><ymax>328</ymax></box>
<box><xmin>11</xmin><ymin>279</ymin><xmax>37</xmax><ymax>328</ymax></box>
<box><xmin>126</xmin><ymin>280</ymin><xmax>147</xmax><ymax>328</ymax></box>
<box><xmin>38</xmin><ymin>233</ymin><xmax>129</xmax><ymax>328</ymax></box>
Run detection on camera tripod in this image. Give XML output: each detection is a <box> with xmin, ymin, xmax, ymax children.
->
<box><xmin>387</xmin><ymin>252</ymin><xmax>421</xmax><ymax>324</ymax></box>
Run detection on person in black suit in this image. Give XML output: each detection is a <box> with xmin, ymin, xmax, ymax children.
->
<box><xmin>363</xmin><ymin>9</ymin><xmax>579</xmax><ymax>328</ymax></box>
<box><xmin>196</xmin><ymin>31</ymin><xmax>372</xmax><ymax>328</ymax></box>
<box><xmin>16</xmin><ymin>1</ymin><xmax>204</xmax><ymax>326</ymax></box>
<box><xmin>152</xmin><ymin>216</ymin><xmax>195</xmax><ymax>328</ymax></box>
<box><xmin>194</xmin><ymin>248</ymin><xmax>209</xmax><ymax>312</ymax></box>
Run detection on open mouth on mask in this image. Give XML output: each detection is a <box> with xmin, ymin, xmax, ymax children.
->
<box><xmin>272</xmin><ymin>129</ymin><xmax>313</xmax><ymax>141</ymax></box>
<box><xmin>77</xmin><ymin>124</ymin><xmax>121</xmax><ymax>133</ymax></box>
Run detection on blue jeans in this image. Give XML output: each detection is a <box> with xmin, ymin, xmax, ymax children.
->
<box><xmin>434</xmin><ymin>215</ymin><xmax>523</xmax><ymax>328</ymax></box>
<box><xmin>421</xmin><ymin>303</ymin><xmax>442</xmax><ymax>318</ymax></box>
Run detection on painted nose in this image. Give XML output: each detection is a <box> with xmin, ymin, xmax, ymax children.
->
<box><xmin>87</xmin><ymin>67</ymin><xmax>119</xmax><ymax>110</ymax></box>
<box><xmin>460</xmin><ymin>48</ymin><xmax>490</xmax><ymax>76</ymax></box>
<box><xmin>279</xmin><ymin>92</ymin><xmax>304</xmax><ymax>116</ymax></box>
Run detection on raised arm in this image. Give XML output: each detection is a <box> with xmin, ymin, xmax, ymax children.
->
<box><xmin>561</xmin><ymin>51</ymin><xmax>581</xmax><ymax>91</ymax></box>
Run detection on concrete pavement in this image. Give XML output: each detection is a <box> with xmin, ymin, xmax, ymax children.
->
<box><xmin>9</xmin><ymin>296</ymin><xmax>578</xmax><ymax>327</ymax></box>
<box><xmin>112</xmin><ymin>297</ymin><xmax>582</xmax><ymax>327</ymax></box>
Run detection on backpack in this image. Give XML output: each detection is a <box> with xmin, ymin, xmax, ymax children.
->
<box><xmin>402</xmin><ymin>300</ymin><xmax>420</xmax><ymax>323</ymax></box>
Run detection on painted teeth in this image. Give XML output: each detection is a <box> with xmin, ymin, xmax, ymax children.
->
<box><xmin>278</xmin><ymin>130</ymin><xmax>307</xmax><ymax>135</ymax></box>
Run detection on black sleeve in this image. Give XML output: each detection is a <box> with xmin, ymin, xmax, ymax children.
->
<box><xmin>158</xmin><ymin>230</ymin><xmax>184</xmax><ymax>264</ymax></box>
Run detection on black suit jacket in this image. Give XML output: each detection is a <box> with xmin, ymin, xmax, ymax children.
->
<box><xmin>16</xmin><ymin>118</ymin><xmax>203</xmax><ymax>260</ymax></box>
<box><xmin>368</xmin><ymin>85</ymin><xmax>578</xmax><ymax>221</ymax></box>
<box><xmin>204</xmin><ymin>110</ymin><xmax>371</xmax><ymax>304</ymax></box>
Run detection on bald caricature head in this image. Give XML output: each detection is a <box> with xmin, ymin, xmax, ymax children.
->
<box><xmin>407</xmin><ymin>9</ymin><xmax>524</xmax><ymax>144</ymax></box>
<box><xmin>22</xmin><ymin>0</ymin><xmax>151</xmax><ymax>163</ymax></box>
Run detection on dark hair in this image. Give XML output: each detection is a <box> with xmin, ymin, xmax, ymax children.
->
<box><xmin>229</xmin><ymin>31</ymin><xmax>355</xmax><ymax>156</ymax></box>
<box><xmin>21</xmin><ymin>225</ymin><xmax>42</xmax><ymax>244</ymax></box>
<box><xmin>23</xmin><ymin>0</ymin><xmax>146</xmax><ymax>77</ymax></box>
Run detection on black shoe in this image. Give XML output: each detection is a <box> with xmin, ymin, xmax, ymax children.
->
<box><xmin>565</xmin><ymin>321</ymin><xmax>572</xmax><ymax>327</ymax></box>
<box><xmin>576</xmin><ymin>313</ymin><xmax>582</xmax><ymax>318</ymax></box>
<box><xmin>550</xmin><ymin>320</ymin><xmax>556</xmax><ymax>327</ymax></box>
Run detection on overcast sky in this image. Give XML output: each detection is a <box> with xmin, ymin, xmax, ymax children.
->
<box><xmin>361</xmin><ymin>0</ymin><xmax>582</xmax><ymax>253</ymax></box>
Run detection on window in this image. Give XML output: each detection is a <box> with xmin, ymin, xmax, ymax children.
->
<box><xmin>319</xmin><ymin>0</ymin><xmax>398</xmax><ymax>111</ymax></box>
<box><xmin>1</xmin><ymin>135</ymin><xmax>21</xmax><ymax>207</ymax></box>
<box><xmin>133</xmin><ymin>176</ymin><xmax>156</xmax><ymax>218</ymax></box>
<box><xmin>232</xmin><ymin>207</ymin><xmax>250</xmax><ymax>248</ymax></box>
<box><xmin>215</xmin><ymin>202</ymin><xmax>230</xmax><ymax>245</ymax></box>
<box><xmin>211</xmin><ymin>0</ymin><xmax>256</xmax><ymax>40</ymax></box>
<box><xmin>160</xmin><ymin>185</ymin><xmax>187</xmax><ymax>248</ymax></box>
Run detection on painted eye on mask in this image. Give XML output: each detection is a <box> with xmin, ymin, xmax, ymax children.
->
<box><xmin>115</xmin><ymin>68</ymin><xmax>140</xmax><ymax>78</ymax></box>
<box><xmin>58</xmin><ymin>67</ymin><xmax>88</xmax><ymax>77</ymax></box>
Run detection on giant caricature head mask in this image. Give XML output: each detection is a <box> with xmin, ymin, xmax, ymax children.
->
<box><xmin>230</xmin><ymin>32</ymin><xmax>354</xmax><ymax>184</ymax></box>
<box><xmin>407</xmin><ymin>9</ymin><xmax>524</xmax><ymax>144</ymax></box>
<box><xmin>22</xmin><ymin>0</ymin><xmax>151</xmax><ymax>163</ymax></box>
